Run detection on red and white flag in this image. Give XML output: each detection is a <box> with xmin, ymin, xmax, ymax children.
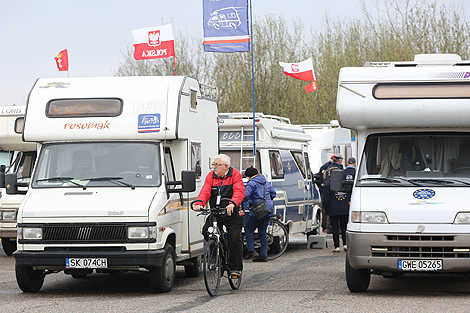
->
<box><xmin>279</xmin><ymin>58</ymin><xmax>316</xmax><ymax>81</ymax></box>
<box><xmin>133</xmin><ymin>24</ymin><xmax>175</xmax><ymax>60</ymax></box>
<box><xmin>54</xmin><ymin>49</ymin><xmax>69</xmax><ymax>71</ymax></box>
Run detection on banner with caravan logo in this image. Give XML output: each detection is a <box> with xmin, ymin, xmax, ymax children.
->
<box><xmin>203</xmin><ymin>0</ymin><xmax>250</xmax><ymax>53</ymax></box>
<box><xmin>132</xmin><ymin>24</ymin><xmax>175</xmax><ymax>60</ymax></box>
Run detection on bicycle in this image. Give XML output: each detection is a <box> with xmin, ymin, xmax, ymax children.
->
<box><xmin>191</xmin><ymin>198</ymin><xmax>242</xmax><ymax>297</ymax></box>
<box><xmin>243</xmin><ymin>213</ymin><xmax>289</xmax><ymax>260</ymax></box>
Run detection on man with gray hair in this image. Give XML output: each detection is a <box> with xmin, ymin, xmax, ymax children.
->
<box><xmin>193</xmin><ymin>154</ymin><xmax>245</xmax><ymax>277</ymax></box>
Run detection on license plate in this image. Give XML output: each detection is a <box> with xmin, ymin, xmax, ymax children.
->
<box><xmin>398</xmin><ymin>259</ymin><xmax>442</xmax><ymax>271</ymax></box>
<box><xmin>66</xmin><ymin>258</ymin><xmax>108</xmax><ymax>269</ymax></box>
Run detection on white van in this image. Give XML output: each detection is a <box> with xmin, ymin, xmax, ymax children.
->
<box><xmin>335</xmin><ymin>54</ymin><xmax>470</xmax><ymax>292</ymax></box>
<box><xmin>0</xmin><ymin>106</ymin><xmax>37</xmax><ymax>255</ymax></box>
<box><xmin>9</xmin><ymin>76</ymin><xmax>218</xmax><ymax>292</ymax></box>
<box><xmin>218</xmin><ymin>112</ymin><xmax>322</xmax><ymax>240</ymax></box>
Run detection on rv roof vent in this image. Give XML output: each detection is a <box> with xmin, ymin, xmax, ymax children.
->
<box><xmin>413</xmin><ymin>54</ymin><xmax>461</xmax><ymax>63</ymax></box>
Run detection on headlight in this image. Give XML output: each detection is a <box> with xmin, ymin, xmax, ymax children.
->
<box><xmin>351</xmin><ymin>211</ymin><xmax>389</xmax><ymax>224</ymax></box>
<box><xmin>128</xmin><ymin>226</ymin><xmax>157</xmax><ymax>239</ymax></box>
<box><xmin>2</xmin><ymin>211</ymin><xmax>16</xmax><ymax>221</ymax></box>
<box><xmin>454</xmin><ymin>212</ymin><xmax>470</xmax><ymax>224</ymax></box>
<box><xmin>22</xmin><ymin>227</ymin><xmax>43</xmax><ymax>240</ymax></box>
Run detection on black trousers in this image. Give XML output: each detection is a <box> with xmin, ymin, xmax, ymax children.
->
<box><xmin>203</xmin><ymin>213</ymin><xmax>245</xmax><ymax>271</ymax></box>
<box><xmin>330</xmin><ymin>214</ymin><xmax>348</xmax><ymax>248</ymax></box>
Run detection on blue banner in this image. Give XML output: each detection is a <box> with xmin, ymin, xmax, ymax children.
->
<box><xmin>203</xmin><ymin>0</ymin><xmax>250</xmax><ymax>52</ymax></box>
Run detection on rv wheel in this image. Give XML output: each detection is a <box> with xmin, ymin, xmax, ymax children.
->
<box><xmin>184</xmin><ymin>255</ymin><xmax>202</xmax><ymax>277</ymax></box>
<box><xmin>16</xmin><ymin>264</ymin><xmax>45</xmax><ymax>292</ymax></box>
<box><xmin>345</xmin><ymin>255</ymin><xmax>371</xmax><ymax>292</ymax></box>
<box><xmin>149</xmin><ymin>243</ymin><xmax>176</xmax><ymax>292</ymax></box>
<box><xmin>1</xmin><ymin>237</ymin><xmax>17</xmax><ymax>256</ymax></box>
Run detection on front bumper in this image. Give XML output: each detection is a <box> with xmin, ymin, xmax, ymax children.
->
<box><xmin>347</xmin><ymin>231</ymin><xmax>470</xmax><ymax>273</ymax></box>
<box><xmin>14</xmin><ymin>249</ymin><xmax>166</xmax><ymax>270</ymax></box>
<box><xmin>0</xmin><ymin>221</ymin><xmax>17</xmax><ymax>238</ymax></box>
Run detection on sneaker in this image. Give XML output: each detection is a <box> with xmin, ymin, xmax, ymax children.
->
<box><xmin>230</xmin><ymin>270</ymin><xmax>242</xmax><ymax>278</ymax></box>
<box><xmin>253</xmin><ymin>256</ymin><xmax>268</xmax><ymax>262</ymax></box>
<box><xmin>332</xmin><ymin>247</ymin><xmax>341</xmax><ymax>253</ymax></box>
<box><xmin>245</xmin><ymin>250</ymin><xmax>259</xmax><ymax>260</ymax></box>
<box><xmin>343</xmin><ymin>245</ymin><xmax>347</xmax><ymax>251</ymax></box>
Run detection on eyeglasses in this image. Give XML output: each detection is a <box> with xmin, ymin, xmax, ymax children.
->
<box><xmin>212</xmin><ymin>162</ymin><xmax>224</xmax><ymax>167</ymax></box>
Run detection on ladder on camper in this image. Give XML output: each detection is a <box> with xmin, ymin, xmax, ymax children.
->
<box><xmin>239</xmin><ymin>126</ymin><xmax>256</xmax><ymax>172</ymax></box>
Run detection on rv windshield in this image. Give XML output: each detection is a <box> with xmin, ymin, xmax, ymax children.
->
<box><xmin>357</xmin><ymin>133</ymin><xmax>470</xmax><ymax>187</ymax></box>
<box><xmin>32</xmin><ymin>142</ymin><xmax>161</xmax><ymax>188</ymax></box>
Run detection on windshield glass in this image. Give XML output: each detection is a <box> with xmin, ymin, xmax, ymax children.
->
<box><xmin>357</xmin><ymin>133</ymin><xmax>470</xmax><ymax>187</ymax></box>
<box><xmin>33</xmin><ymin>142</ymin><xmax>161</xmax><ymax>188</ymax></box>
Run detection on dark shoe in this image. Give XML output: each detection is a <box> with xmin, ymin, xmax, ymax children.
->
<box><xmin>253</xmin><ymin>256</ymin><xmax>268</xmax><ymax>262</ymax></box>
<box><xmin>245</xmin><ymin>250</ymin><xmax>259</xmax><ymax>260</ymax></box>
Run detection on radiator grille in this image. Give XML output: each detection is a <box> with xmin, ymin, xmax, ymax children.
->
<box><xmin>371</xmin><ymin>246</ymin><xmax>470</xmax><ymax>258</ymax></box>
<box><xmin>43</xmin><ymin>224</ymin><xmax>127</xmax><ymax>242</ymax></box>
<box><xmin>387</xmin><ymin>235</ymin><xmax>454</xmax><ymax>241</ymax></box>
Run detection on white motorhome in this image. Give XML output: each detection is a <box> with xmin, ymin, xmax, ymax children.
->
<box><xmin>218</xmin><ymin>112</ymin><xmax>322</xmax><ymax>241</ymax></box>
<box><xmin>0</xmin><ymin>106</ymin><xmax>37</xmax><ymax>255</ymax></box>
<box><xmin>335</xmin><ymin>54</ymin><xmax>470</xmax><ymax>292</ymax></box>
<box><xmin>9</xmin><ymin>76</ymin><xmax>218</xmax><ymax>293</ymax></box>
<box><xmin>301</xmin><ymin>121</ymin><xmax>354</xmax><ymax>173</ymax></box>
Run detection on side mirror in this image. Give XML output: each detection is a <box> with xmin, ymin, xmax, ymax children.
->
<box><xmin>0</xmin><ymin>172</ymin><xmax>5</xmax><ymax>188</ymax></box>
<box><xmin>329</xmin><ymin>169</ymin><xmax>345</xmax><ymax>192</ymax></box>
<box><xmin>181</xmin><ymin>170</ymin><xmax>196</xmax><ymax>192</ymax></box>
<box><xmin>5</xmin><ymin>173</ymin><xmax>27</xmax><ymax>195</ymax></box>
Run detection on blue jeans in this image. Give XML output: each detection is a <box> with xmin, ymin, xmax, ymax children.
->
<box><xmin>245</xmin><ymin>215</ymin><xmax>270</xmax><ymax>257</ymax></box>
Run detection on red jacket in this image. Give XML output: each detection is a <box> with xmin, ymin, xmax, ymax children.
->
<box><xmin>197</xmin><ymin>167</ymin><xmax>245</xmax><ymax>212</ymax></box>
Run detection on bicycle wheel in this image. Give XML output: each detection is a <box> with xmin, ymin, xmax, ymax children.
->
<box><xmin>267</xmin><ymin>218</ymin><xmax>289</xmax><ymax>260</ymax></box>
<box><xmin>203</xmin><ymin>239</ymin><xmax>221</xmax><ymax>296</ymax></box>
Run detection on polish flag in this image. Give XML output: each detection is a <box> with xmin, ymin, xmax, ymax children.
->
<box><xmin>279</xmin><ymin>58</ymin><xmax>316</xmax><ymax>81</ymax></box>
<box><xmin>133</xmin><ymin>24</ymin><xmax>175</xmax><ymax>60</ymax></box>
<box><xmin>54</xmin><ymin>49</ymin><xmax>69</xmax><ymax>71</ymax></box>
<box><xmin>305</xmin><ymin>81</ymin><xmax>317</xmax><ymax>93</ymax></box>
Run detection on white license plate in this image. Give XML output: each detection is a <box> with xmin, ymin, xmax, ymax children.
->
<box><xmin>66</xmin><ymin>258</ymin><xmax>108</xmax><ymax>269</ymax></box>
<box><xmin>398</xmin><ymin>259</ymin><xmax>442</xmax><ymax>271</ymax></box>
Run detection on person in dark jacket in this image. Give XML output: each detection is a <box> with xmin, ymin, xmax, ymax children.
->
<box><xmin>244</xmin><ymin>166</ymin><xmax>276</xmax><ymax>262</ymax></box>
<box><xmin>193</xmin><ymin>154</ymin><xmax>245</xmax><ymax>276</ymax></box>
<box><xmin>323</xmin><ymin>154</ymin><xmax>348</xmax><ymax>252</ymax></box>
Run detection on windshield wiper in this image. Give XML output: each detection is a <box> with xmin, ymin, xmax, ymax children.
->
<box><xmin>408</xmin><ymin>179</ymin><xmax>455</xmax><ymax>185</ymax></box>
<box><xmin>85</xmin><ymin>177</ymin><xmax>135</xmax><ymax>189</ymax></box>
<box><xmin>36</xmin><ymin>176</ymin><xmax>86</xmax><ymax>188</ymax></box>
<box><xmin>358</xmin><ymin>177</ymin><xmax>422</xmax><ymax>186</ymax></box>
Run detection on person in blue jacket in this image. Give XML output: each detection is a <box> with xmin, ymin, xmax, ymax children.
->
<box><xmin>244</xmin><ymin>166</ymin><xmax>277</xmax><ymax>262</ymax></box>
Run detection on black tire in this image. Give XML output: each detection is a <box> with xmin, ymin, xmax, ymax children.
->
<box><xmin>15</xmin><ymin>264</ymin><xmax>45</xmax><ymax>292</ymax></box>
<box><xmin>149</xmin><ymin>243</ymin><xmax>176</xmax><ymax>293</ymax></box>
<box><xmin>184</xmin><ymin>255</ymin><xmax>202</xmax><ymax>277</ymax></box>
<box><xmin>345</xmin><ymin>254</ymin><xmax>371</xmax><ymax>292</ymax></box>
<box><xmin>267</xmin><ymin>219</ymin><xmax>289</xmax><ymax>260</ymax></box>
<box><xmin>1</xmin><ymin>237</ymin><xmax>17</xmax><ymax>256</ymax></box>
<box><xmin>203</xmin><ymin>239</ymin><xmax>221</xmax><ymax>296</ymax></box>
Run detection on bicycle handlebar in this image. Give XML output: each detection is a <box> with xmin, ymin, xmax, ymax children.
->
<box><xmin>190</xmin><ymin>198</ymin><xmax>237</xmax><ymax>215</ymax></box>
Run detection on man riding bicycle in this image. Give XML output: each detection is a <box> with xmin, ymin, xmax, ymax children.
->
<box><xmin>192</xmin><ymin>154</ymin><xmax>245</xmax><ymax>277</ymax></box>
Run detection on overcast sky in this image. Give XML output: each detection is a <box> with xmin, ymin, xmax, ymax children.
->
<box><xmin>0</xmin><ymin>0</ymin><xmax>468</xmax><ymax>106</ymax></box>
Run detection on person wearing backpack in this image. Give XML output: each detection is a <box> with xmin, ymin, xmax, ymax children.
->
<box><xmin>244</xmin><ymin>166</ymin><xmax>277</xmax><ymax>262</ymax></box>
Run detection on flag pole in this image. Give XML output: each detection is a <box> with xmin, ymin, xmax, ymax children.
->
<box><xmin>249</xmin><ymin>0</ymin><xmax>256</xmax><ymax>157</ymax></box>
<box><xmin>173</xmin><ymin>56</ymin><xmax>177</xmax><ymax>76</ymax></box>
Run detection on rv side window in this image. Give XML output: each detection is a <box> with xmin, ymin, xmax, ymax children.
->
<box><xmin>269</xmin><ymin>150</ymin><xmax>284</xmax><ymax>179</ymax></box>
<box><xmin>164</xmin><ymin>147</ymin><xmax>176</xmax><ymax>182</ymax></box>
<box><xmin>291</xmin><ymin>151</ymin><xmax>307</xmax><ymax>179</ymax></box>
<box><xmin>191</xmin><ymin>143</ymin><xmax>201</xmax><ymax>179</ymax></box>
<box><xmin>190</xmin><ymin>89</ymin><xmax>197</xmax><ymax>111</ymax></box>
<box><xmin>17</xmin><ymin>151</ymin><xmax>37</xmax><ymax>180</ymax></box>
<box><xmin>15</xmin><ymin>117</ymin><xmax>24</xmax><ymax>134</ymax></box>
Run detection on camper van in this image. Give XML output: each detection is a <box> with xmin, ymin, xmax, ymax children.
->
<box><xmin>218</xmin><ymin>112</ymin><xmax>322</xmax><ymax>237</ymax></box>
<box><xmin>335</xmin><ymin>54</ymin><xmax>470</xmax><ymax>292</ymax></box>
<box><xmin>9</xmin><ymin>76</ymin><xmax>218</xmax><ymax>293</ymax></box>
<box><xmin>0</xmin><ymin>106</ymin><xmax>37</xmax><ymax>256</ymax></box>
<box><xmin>301</xmin><ymin>121</ymin><xmax>354</xmax><ymax>174</ymax></box>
